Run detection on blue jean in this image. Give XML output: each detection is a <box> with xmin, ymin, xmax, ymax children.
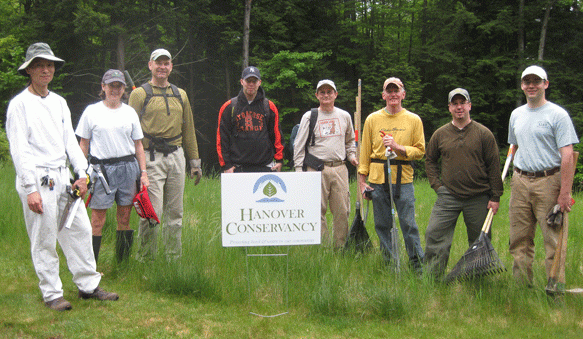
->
<box><xmin>370</xmin><ymin>183</ymin><xmax>424</xmax><ymax>265</ymax></box>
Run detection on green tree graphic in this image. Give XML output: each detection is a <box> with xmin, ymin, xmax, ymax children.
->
<box><xmin>263</xmin><ymin>182</ymin><xmax>277</xmax><ymax>197</ymax></box>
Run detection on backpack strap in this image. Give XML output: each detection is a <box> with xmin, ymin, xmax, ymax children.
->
<box><xmin>307</xmin><ymin>108</ymin><xmax>319</xmax><ymax>148</ymax></box>
<box><xmin>139</xmin><ymin>82</ymin><xmax>183</xmax><ymax>118</ymax></box>
<box><xmin>301</xmin><ymin>108</ymin><xmax>320</xmax><ymax>171</ymax></box>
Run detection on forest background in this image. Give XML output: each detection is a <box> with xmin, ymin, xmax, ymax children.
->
<box><xmin>1</xmin><ymin>0</ymin><xmax>583</xmax><ymax>178</ymax></box>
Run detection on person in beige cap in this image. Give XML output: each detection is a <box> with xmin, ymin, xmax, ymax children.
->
<box><xmin>357</xmin><ymin>77</ymin><xmax>425</xmax><ymax>272</ymax></box>
<box><xmin>129</xmin><ymin>48</ymin><xmax>202</xmax><ymax>261</ymax></box>
<box><xmin>508</xmin><ymin>65</ymin><xmax>579</xmax><ymax>288</ymax></box>
<box><xmin>293</xmin><ymin>80</ymin><xmax>358</xmax><ymax>248</ymax></box>
<box><xmin>6</xmin><ymin>42</ymin><xmax>118</xmax><ymax>311</ymax></box>
<box><xmin>424</xmin><ymin>88</ymin><xmax>504</xmax><ymax>278</ymax></box>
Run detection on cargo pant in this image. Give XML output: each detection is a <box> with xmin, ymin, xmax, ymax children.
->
<box><xmin>137</xmin><ymin>148</ymin><xmax>185</xmax><ymax>261</ymax></box>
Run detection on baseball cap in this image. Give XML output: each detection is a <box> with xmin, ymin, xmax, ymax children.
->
<box><xmin>448</xmin><ymin>88</ymin><xmax>470</xmax><ymax>103</ymax></box>
<box><xmin>521</xmin><ymin>65</ymin><xmax>548</xmax><ymax>81</ymax></box>
<box><xmin>102</xmin><ymin>69</ymin><xmax>126</xmax><ymax>85</ymax></box>
<box><xmin>316</xmin><ymin>79</ymin><xmax>336</xmax><ymax>91</ymax></box>
<box><xmin>241</xmin><ymin>66</ymin><xmax>261</xmax><ymax>80</ymax></box>
<box><xmin>18</xmin><ymin>42</ymin><xmax>65</xmax><ymax>76</ymax></box>
<box><xmin>383</xmin><ymin>77</ymin><xmax>404</xmax><ymax>91</ymax></box>
<box><xmin>150</xmin><ymin>48</ymin><xmax>172</xmax><ymax>61</ymax></box>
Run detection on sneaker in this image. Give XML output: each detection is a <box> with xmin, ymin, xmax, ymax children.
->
<box><xmin>45</xmin><ymin>297</ymin><xmax>72</xmax><ymax>311</ymax></box>
<box><xmin>78</xmin><ymin>286</ymin><xmax>119</xmax><ymax>301</ymax></box>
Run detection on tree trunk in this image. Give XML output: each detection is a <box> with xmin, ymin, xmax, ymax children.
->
<box><xmin>117</xmin><ymin>33</ymin><xmax>125</xmax><ymax>71</ymax></box>
<box><xmin>243</xmin><ymin>0</ymin><xmax>252</xmax><ymax>69</ymax></box>
<box><xmin>225</xmin><ymin>58</ymin><xmax>231</xmax><ymax>100</ymax></box>
<box><xmin>516</xmin><ymin>0</ymin><xmax>525</xmax><ymax>107</ymax></box>
<box><xmin>538</xmin><ymin>0</ymin><xmax>557</xmax><ymax>60</ymax></box>
<box><xmin>408</xmin><ymin>0</ymin><xmax>417</xmax><ymax>64</ymax></box>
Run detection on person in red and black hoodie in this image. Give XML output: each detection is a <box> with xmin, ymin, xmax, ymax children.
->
<box><xmin>216</xmin><ymin>66</ymin><xmax>284</xmax><ymax>173</ymax></box>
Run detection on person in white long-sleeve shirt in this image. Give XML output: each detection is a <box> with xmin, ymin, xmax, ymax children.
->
<box><xmin>6</xmin><ymin>42</ymin><xmax>118</xmax><ymax>312</ymax></box>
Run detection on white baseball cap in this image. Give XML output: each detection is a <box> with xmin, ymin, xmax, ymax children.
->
<box><xmin>521</xmin><ymin>65</ymin><xmax>548</xmax><ymax>81</ymax></box>
<box><xmin>316</xmin><ymin>79</ymin><xmax>336</xmax><ymax>91</ymax></box>
<box><xmin>150</xmin><ymin>48</ymin><xmax>172</xmax><ymax>61</ymax></box>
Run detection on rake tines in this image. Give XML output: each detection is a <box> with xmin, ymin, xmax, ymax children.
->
<box><xmin>445</xmin><ymin>233</ymin><xmax>506</xmax><ymax>283</ymax></box>
<box><xmin>444</xmin><ymin>209</ymin><xmax>506</xmax><ymax>284</ymax></box>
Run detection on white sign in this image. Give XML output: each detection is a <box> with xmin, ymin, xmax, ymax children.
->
<box><xmin>221</xmin><ymin>172</ymin><xmax>321</xmax><ymax>247</ymax></box>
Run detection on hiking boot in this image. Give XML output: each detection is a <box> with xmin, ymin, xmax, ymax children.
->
<box><xmin>45</xmin><ymin>297</ymin><xmax>72</xmax><ymax>311</ymax></box>
<box><xmin>78</xmin><ymin>286</ymin><xmax>119</xmax><ymax>301</ymax></box>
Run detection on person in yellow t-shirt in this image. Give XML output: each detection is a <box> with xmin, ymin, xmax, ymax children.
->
<box><xmin>357</xmin><ymin>77</ymin><xmax>425</xmax><ymax>272</ymax></box>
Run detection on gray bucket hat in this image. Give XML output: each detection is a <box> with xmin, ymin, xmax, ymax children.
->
<box><xmin>18</xmin><ymin>42</ymin><xmax>65</xmax><ymax>76</ymax></box>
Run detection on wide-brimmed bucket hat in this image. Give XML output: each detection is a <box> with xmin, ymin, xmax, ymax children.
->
<box><xmin>18</xmin><ymin>42</ymin><xmax>65</xmax><ymax>76</ymax></box>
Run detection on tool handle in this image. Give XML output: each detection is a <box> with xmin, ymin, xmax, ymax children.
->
<box><xmin>124</xmin><ymin>70</ymin><xmax>136</xmax><ymax>90</ymax></box>
<box><xmin>547</xmin><ymin>151</ymin><xmax>578</xmax><ymax>287</ymax></box>
<box><xmin>482</xmin><ymin>208</ymin><xmax>494</xmax><ymax>234</ymax></box>
<box><xmin>501</xmin><ymin>144</ymin><xmax>515</xmax><ymax>180</ymax></box>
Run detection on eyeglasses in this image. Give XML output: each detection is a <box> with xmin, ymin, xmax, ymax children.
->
<box><xmin>449</xmin><ymin>101</ymin><xmax>468</xmax><ymax>106</ymax></box>
<box><xmin>521</xmin><ymin>79</ymin><xmax>545</xmax><ymax>86</ymax></box>
<box><xmin>318</xmin><ymin>90</ymin><xmax>335</xmax><ymax>96</ymax></box>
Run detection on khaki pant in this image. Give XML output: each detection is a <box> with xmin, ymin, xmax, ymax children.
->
<box><xmin>308</xmin><ymin>164</ymin><xmax>350</xmax><ymax>248</ymax></box>
<box><xmin>137</xmin><ymin>148</ymin><xmax>186</xmax><ymax>261</ymax></box>
<box><xmin>509</xmin><ymin>170</ymin><xmax>561</xmax><ymax>284</ymax></box>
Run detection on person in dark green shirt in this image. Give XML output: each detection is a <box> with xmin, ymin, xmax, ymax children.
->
<box><xmin>424</xmin><ymin>88</ymin><xmax>504</xmax><ymax>278</ymax></box>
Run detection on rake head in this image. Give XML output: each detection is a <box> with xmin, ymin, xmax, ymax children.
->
<box><xmin>346</xmin><ymin>207</ymin><xmax>372</xmax><ymax>252</ymax></box>
<box><xmin>444</xmin><ymin>233</ymin><xmax>506</xmax><ymax>284</ymax></box>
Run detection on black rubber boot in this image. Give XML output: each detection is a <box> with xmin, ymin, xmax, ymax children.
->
<box><xmin>116</xmin><ymin>230</ymin><xmax>134</xmax><ymax>262</ymax></box>
<box><xmin>92</xmin><ymin>236</ymin><xmax>102</xmax><ymax>262</ymax></box>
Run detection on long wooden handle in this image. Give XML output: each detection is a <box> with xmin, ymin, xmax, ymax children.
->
<box><xmin>548</xmin><ymin>151</ymin><xmax>579</xmax><ymax>285</ymax></box>
<box><xmin>482</xmin><ymin>208</ymin><xmax>494</xmax><ymax>234</ymax></box>
<box><xmin>355</xmin><ymin>79</ymin><xmax>362</xmax><ymax>205</ymax></box>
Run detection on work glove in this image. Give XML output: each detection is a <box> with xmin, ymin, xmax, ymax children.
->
<box><xmin>546</xmin><ymin>204</ymin><xmax>563</xmax><ymax>229</ymax></box>
<box><xmin>188</xmin><ymin>159</ymin><xmax>202</xmax><ymax>185</ymax></box>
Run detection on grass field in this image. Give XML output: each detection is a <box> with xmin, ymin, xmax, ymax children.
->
<box><xmin>2</xmin><ymin>162</ymin><xmax>583</xmax><ymax>338</ymax></box>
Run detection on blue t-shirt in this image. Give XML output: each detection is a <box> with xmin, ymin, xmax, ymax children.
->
<box><xmin>508</xmin><ymin>102</ymin><xmax>579</xmax><ymax>172</ymax></box>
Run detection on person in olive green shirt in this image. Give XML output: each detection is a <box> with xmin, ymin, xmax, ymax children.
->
<box><xmin>128</xmin><ymin>48</ymin><xmax>201</xmax><ymax>261</ymax></box>
<box><xmin>424</xmin><ymin>88</ymin><xmax>503</xmax><ymax>278</ymax></box>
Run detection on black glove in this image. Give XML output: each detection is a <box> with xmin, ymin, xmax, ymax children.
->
<box><xmin>546</xmin><ymin>204</ymin><xmax>563</xmax><ymax>229</ymax></box>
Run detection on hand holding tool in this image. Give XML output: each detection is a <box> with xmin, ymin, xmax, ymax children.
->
<box><xmin>380</xmin><ymin>131</ymin><xmax>397</xmax><ymax>159</ymax></box>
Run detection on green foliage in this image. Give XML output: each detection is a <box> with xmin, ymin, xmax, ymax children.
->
<box><xmin>0</xmin><ymin>126</ymin><xmax>10</xmax><ymax>162</ymax></box>
<box><xmin>2</xmin><ymin>0</ymin><xmax>583</xmax><ymax>172</ymax></box>
<box><xmin>574</xmin><ymin>143</ymin><xmax>583</xmax><ymax>191</ymax></box>
<box><xmin>0</xmin><ymin>36</ymin><xmax>26</xmax><ymax>121</ymax></box>
<box><xmin>259</xmin><ymin>50</ymin><xmax>330</xmax><ymax>124</ymax></box>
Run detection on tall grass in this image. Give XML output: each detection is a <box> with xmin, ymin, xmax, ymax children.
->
<box><xmin>2</xmin><ymin>162</ymin><xmax>583</xmax><ymax>338</ymax></box>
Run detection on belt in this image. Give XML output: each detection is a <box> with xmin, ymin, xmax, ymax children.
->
<box><xmin>371</xmin><ymin>159</ymin><xmax>413</xmax><ymax>199</ymax></box>
<box><xmin>514</xmin><ymin>167</ymin><xmax>560</xmax><ymax>178</ymax></box>
<box><xmin>323</xmin><ymin>160</ymin><xmax>345</xmax><ymax>167</ymax></box>
<box><xmin>89</xmin><ymin>154</ymin><xmax>135</xmax><ymax>164</ymax></box>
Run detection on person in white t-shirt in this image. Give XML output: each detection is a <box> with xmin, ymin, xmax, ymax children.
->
<box><xmin>7</xmin><ymin>42</ymin><xmax>118</xmax><ymax>312</ymax></box>
<box><xmin>76</xmin><ymin>69</ymin><xmax>149</xmax><ymax>264</ymax></box>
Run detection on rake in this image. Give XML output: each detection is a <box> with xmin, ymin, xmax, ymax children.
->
<box><xmin>444</xmin><ymin>208</ymin><xmax>506</xmax><ymax>283</ymax></box>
